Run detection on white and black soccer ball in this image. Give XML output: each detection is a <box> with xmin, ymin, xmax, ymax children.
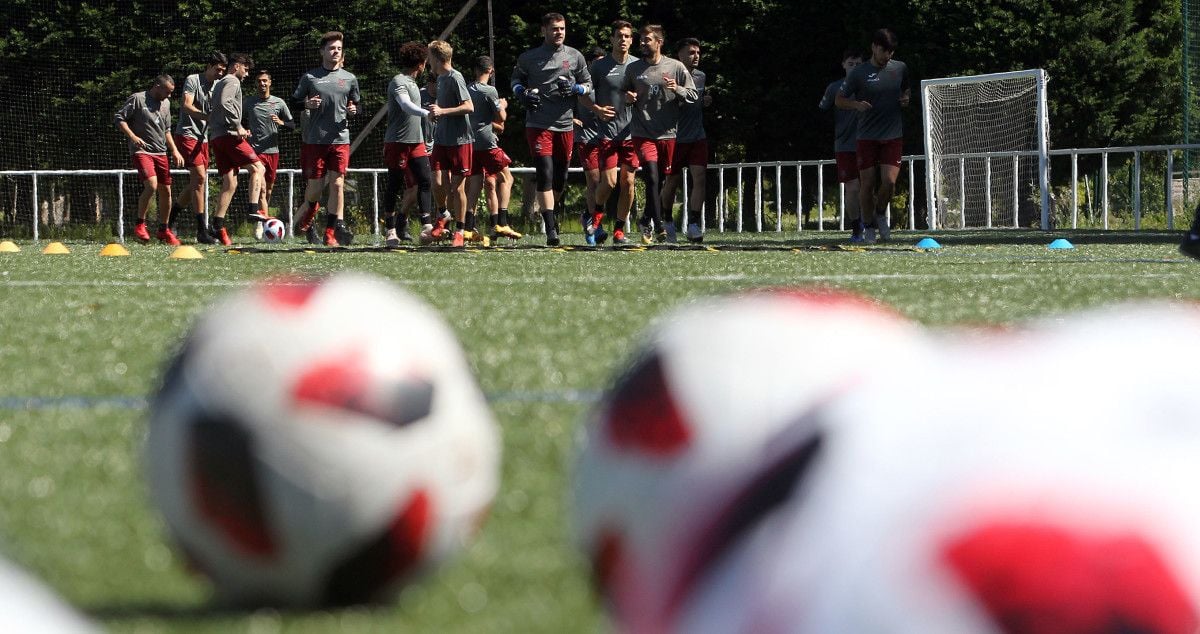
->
<box><xmin>261</xmin><ymin>218</ymin><xmax>286</xmax><ymax>243</ymax></box>
<box><xmin>145</xmin><ymin>272</ymin><xmax>500</xmax><ymax>607</ymax></box>
<box><xmin>571</xmin><ymin>288</ymin><xmax>929</xmax><ymax>633</ymax></box>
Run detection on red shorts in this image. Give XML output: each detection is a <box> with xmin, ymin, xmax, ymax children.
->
<box><xmin>383</xmin><ymin>141</ymin><xmax>428</xmax><ymax>171</ymax></box>
<box><xmin>211</xmin><ymin>135</ymin><xmax>258</xmax><ymax>175</ymax></box>
<box><xmin>431</xmin><ymin>144</ymin><xmax>472</xmax><ymax>175</ymax></box>
<box><xmin>632</xmin><ymin>137</ymin><xmax>677</xmax><ymax>175</ymax></box>
<box><xmin>598</xmin><ymin>139</ymin><xmax>639</xmax><ymax>170</ymax></box>
<box><xmin>526</xmin><ymin>128</ymin><xmax>574</xmax><ymax>163</ymax></box>
<box><xmin>671</xmin><ymin>139</ymin><xmax>709</xmax><ymax>173</ymax></box>
<box><xmin>471</xmin><ymin>147</ymin><xmax>513</xmax><ymax>177</ymax></box>
<box><xmin>257</xmin><ymin>153</ymin><xmax>280</xmax><ymax>184</ymax></box>
<box><xmin>132</xmin><ymin>153</ymin><xmax>172</xmax><ymax>185</ymax></box>
<box><xmin>173</xmin><ymin>134</ymin><xmax>209</xmax><ymax>169</ymax></box>
<box><xmin>835</xmin><ymin>151</ymin><xmax>858</xmax><ymax>183</ymax></box>
<box><xmin>856</xmin><ymin>138</ymin><xmax>903</xmax><ymax>171</ymax></box>
<box><xmin>575</xmin><ymin>143</ymin><xmax>600</xmax><ymax>171</ymax></box>
<box><xmin>301</xmin><ymin>143</ymin><xmax>350</xmax><ymax>180</ymax></box>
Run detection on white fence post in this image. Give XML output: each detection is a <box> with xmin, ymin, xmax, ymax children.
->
<box><xmin>31</xmin><ymin>174</ymin><xmax>38</xmax><ymax>241</ymax></box>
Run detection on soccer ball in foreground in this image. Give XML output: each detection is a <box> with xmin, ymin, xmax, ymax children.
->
<box><xmin>261</xmin><ymin>218</ymin><xmax>286</xmax><ymax>243</ymax></box>
<box><xmin>145</xmin><ymin>272</ymin><xmax>500</xmax><ymax>607</ymax></box>
<box><xmin>571</xmin><ymin>288</ymin><xmax>929</xmax><ymax>633</ymax></box>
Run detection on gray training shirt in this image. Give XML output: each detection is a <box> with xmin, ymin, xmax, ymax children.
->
<box><xmin>676</xmin><ymin>68</ymin><xmax>706</xmax><ymax>143</ymax></box>
<box><xmin>510</xmin><ymin>43</ymin><xmax>592</xmax><ymax>132</ymax></box>
<box><xmin>115</xmin><ymin>91</ymin><xmax>172</xmax><ymax>154</ymax></box>
<box><xmin>208</xmin><ymin>74</ymin><xmax>244</xmax><ymax>139</ymax></box>
<box><xmin>292</xmin><ymin>66</ymin><xmax>361</xmax><ymax>145</ymax></box>
<box><xmin>469</xmin><ymin>81</ymin><xmax>503</xmax><ymax>151</ymax></box>
<box><xmin>433</xmin><ymin>69</ymin><xmax>474</xmax><ymax>147</ymax></box>
<box><xmin>174</xmin><ymin>73</ymin><xmax>212</xmax><ymax>140</ymax></box>
<box><xmin>840</xmin><ymin>58</ymin><xmax>909</xmax><ymax>141</ymax></box>
<box><xmin>384</xmin><ymin>73</ymin><xmax>425</xmax><ymax>145</ymax></box>
<box><xmin>242</xmin><ymin>95</ymin><xmax>294</xmax><ymax>154</ymax></box>
<box><xmin>622</xmin><ymin>56</ymin><xmax>698</xmax><ymax>140</ymax></box>
<box><xmin>820</xmin><ymin>79</ymin><xmax>858</xmax><ymax>153</ymax></box>
<box><xmin>589</xmin><ymin>54</ymin><xmax>634</xmax><ymax>141</ymax></box>
<box><xmin>420</xmin><ymin>85</ymin><xmax>436</xmax><ymax>154</ymax></box>
<box><xmin>574</xmin><ymin>102</ymin><xmax>599</xmax><ymax>146</ymax></box>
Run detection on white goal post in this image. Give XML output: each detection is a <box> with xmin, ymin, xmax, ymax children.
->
<box><xmin>922</xmin><ymin>69</ymin><xmax>1050</xmax><ymax>229</ymax></box>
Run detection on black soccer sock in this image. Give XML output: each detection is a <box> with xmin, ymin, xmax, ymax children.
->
<box><xmin>454</xmin><ymin>220</ymin><xmax>465</xmax><ymax>232</ymax></box>
<box><xmin>168</xmin><ymin>204</ymin><xmax>181</xmax><ymax>229</ymax></box>
<box><xmin>541</xmin><ymin>210</ymin><xmax>557</xmax><ymax>233</ymax></box>
<box><xmin>419</xmin><ymin>213</ymin><xmax>432</xmax><ymax>225</ymax></box>
<box><xmin>195</xmin><ymin>213</ymin><xmax>207</xmax><ymax>235</ymax></box>
<box><xmin>614</xmin><ymin>218</ymin><xmax>626</xmax><ymax>232</ymax></box>
<box><xmin>580</xmin><ymin>211</ymin><xmax>591</xmax><ymax>230</ymax></box>
<box><xmin>211</xmin><ymin>215</ymin><xmax>225</xmax><ymax>230</ymax></box>
<box><xmin>466</xmin><ymin>213</ymin><xmax>477</xmax><ymax>232</ymax></box>
<box><xmin>396</xmin><ymin>213</ymin><xmax>409</xmax><ymax>234</ymax></box>
<box><xmin>384</xmin><ymin>213</ymin><xmax>396</xmax><ymax>230</ymax></box>
<box><xmin>325</xmin><ymin>213</ymin><xmax>338</xmax><ymax>229</ymax></box>
<box><xmin>246</xmin><ymin>202</ymin><xmax>262</xmax><ymax>219</ymax></box>
<box><xmin>498</xmin><ymin>208</ymin><xmax>509</xmax><ymax>226</ymax></box>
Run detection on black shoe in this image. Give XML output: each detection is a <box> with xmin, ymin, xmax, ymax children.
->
<box><xmin>196</xmin><ymin>228</ymin><xmax>216</xmax><ymax>245</ymax></box>
<box><xmin>546</xmin><ymin>225</ymin><xmax>560</xmax><ymax>247</ymax></box>
<box><xmin>397</xmin><ymin>228</ymin><xmax>412</xmax><ymax>242</ymax></box>
<box><xmin>1181</xmin><ymin>231</ymin><xmax>1200</xmax><ymax>260</ymax></box>
<box><xmin>334</xmin><ymin>222</ymin><xmax>354</xmax><ymax>246</ymax></box>
<box><xmin>305</xmin><ymin>224</ymin><xmax>321</xmax><ymax>245</ymax></box>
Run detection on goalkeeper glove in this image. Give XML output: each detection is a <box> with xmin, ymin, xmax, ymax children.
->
<box><xmin>555</xmin><ymin>75</ymin><xmax>586</xmax><ymax>98</ymax></box>
<box><xmin>514</xmin><ymin>84</ymin><xmax>542</xmax><ymax>111</ymax></box>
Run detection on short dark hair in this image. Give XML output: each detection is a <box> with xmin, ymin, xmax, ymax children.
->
<box><xmin>153</xmin><ymin>74</ymin><xmax>174</xmax><ymax>89</ymax></box>
<box><xmin>612</xmin><ymin>19</ymin><xmax>633</xmax><ymax>36</ymax></box>
<box><xmin>230</xmin><ymin>52</ymin><xmax>254</xmax><ymax>69</ymax></box>
<box><xmin>588</xmin><ymin>45</ymin><xmax>606</xmax><ymax>61</ymax></box>
<box><xmin>641</xmin><ymin>24</ymin><xmax>666</xmax><ymax>43</ymax></box>
<box><xmin>256</xmin><ymin>69</ymin><xmax>271</xmax><ymax>80</ymax></box>
<box><xmin>397</xmin><ymin>41</ymin><xmax>427</xmax><ymax>69</ymax></box>
<box><xmin>206</xmin><ymin>51</ymin><xmax>227</xmax><ymax>68</ymax></box>
<box><xmin>677</xmin><ymin>37</ymin><xmax>701</xmax><ymax>53</ymax></box>
<box><xmin>542</xmin><ymin>12</ymin><xmax>565</xmax><ymax>27</ymax></box>
<box><xmin>475</xmin><ymin>55</ymin><xmax>494</xmax><ymax>74</ymax></box>
<box><xmin>873</xmin><ymin>28</ymin><xmax>898</xmax><ymax>52</ymax></box>
<box><xmin>320</xmin><ymin>31</ymin><xmax>344</xmax><ymax>48</ymax></box>
<box><xmin>842</xmin><ymin>48</ymin><xmax>865</xmax><ymax>62</ymax></box>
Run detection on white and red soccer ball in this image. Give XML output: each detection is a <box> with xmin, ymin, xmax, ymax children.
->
<box><xmin>261</xmin><ymin>218</ymin><xmax>286</xmax><ymax>243</ymax></box>
<box><xmin>145</xmin><ymin>272</ymin><xmax>500</xmax><ymax>607</ymax></box>
<box><xmin>571</xmin><ymin>288</ymin><xmax>928</xmax><ymax>633</ymax></box>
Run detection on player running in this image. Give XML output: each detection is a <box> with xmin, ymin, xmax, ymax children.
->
<box><xmin>820</xmin><ymin>49</ymin><xmax>865</xmax><ymax>242</ymax></box>
<box><xmin>169</xmin><ymin>52</ymin><xmax>225</xmax><ymax>244</ymax></box>
<box><xmin>242</xmin><ymin>69</ymin><xmax>295</xmax><ymax>224</ymax></box>
<box><xmin>511</xmin><ymin>12</ymin><xmax>592</xmax><ymax>246</ymax></box>
<box><xmin>114</xmin><ymin>75</ymin><xmax>185</xmax><ymax>245</ymax></box>
<box><xmin>426</xmin><ymin>40</ymin><xmax>476</xmax><ymax>248</ymax></box>
<box><xmin>466</xmin><ymin>56</ymin><xmax>522</xmax><ymax>243</ymax></box>
<box><xmin>574</xmin><ymin>46</ymin><xmax>607</xmax><ymax>245</ymax></box>
<box><xmin>660</xmin><ymin>37</ymin><xmax>710</xmax><ymax>243</ymax></box>
<box><xmin>581</xmin><ymin>20</ymin><xmax>638</xmax><ymax>245</ymax></box>
<box><xmin>208</xmin><ymin>53</ymin><xmax>269</xmax><ymax>246</ymax></box>
<box><xmin>837</xmin><ymin>28</ymin><xmax>909</xmax><ymax>244</ymax></box>
<box><xmin>382</xmin><ymin>41</ymin><xmax>433</xmax><ymax>246</ymax></box>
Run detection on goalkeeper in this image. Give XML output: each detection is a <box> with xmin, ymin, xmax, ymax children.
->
<box><xmin>837</xmin><ymin>28</ymin><xmax>909</xmax><ymax>244</ymax></box>
<box><xmin>510</xmin><ymin>12</ymin><xmax>592</xmax><ymax>246</ymax></box>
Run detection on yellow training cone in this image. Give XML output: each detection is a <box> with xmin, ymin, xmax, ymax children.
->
<box><xmin>0</xmin><ymin>240</ymin><xmax>19</xmax><ymax>253</ymax></box>
<box><xmin>169</xmin><ymin>245</ymin><xmax>204</xmax><ymax>260</ymax></box>
<box><xmin>99</xmin><ymin>243</ymin><xmax>130</xmax><ymax>257</ymax></box>
<box><xmin>42</xmin><ymin>242</ymin><xmax>70</xmax><ymax>254</ymax></box>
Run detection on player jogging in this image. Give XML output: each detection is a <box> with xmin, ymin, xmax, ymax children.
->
<box><xmin>466</xmin><ymin>56</ymin><xmax>522</xmax><ymax>243</ymax></box>
<box><xmin>660</xmin><ymin>37</ymin><xmax>710</xmax><ymax>243</ymax></box>
<box><xmin>292</xmin><ymin>31</ymin><xmax>361</xmax><ymax>247</ymax></box>
<box><xmin>382</xmin><ymin>41</ymin><xmax>433</xmax><ymax>246</ymax></box>
<box><xmin>208</xmin><ymin>53</ymin><xmax>268</xmax><ymax>246</ymax></box>
<box><xmin>581</xmin><ymin>20</ymin><xmax>638</xmax><ymax>245</ymax></box>
<box><xmin>242</xmin><ymin>69</ymin><xmax>295</xmax><ymax>223</ymax></box>
<box><xmin>575</xmin><ymin>46</ymin><xmax>607</xmax><ymax>245</ymax></box>
<box><xmin>821</xmin><ymin>48</ymin><xmax>865</xmax><ymax>242</ymax></box>
<box><xmin>426</xmin><ymin>40</ymin><xmax>477</xmax><ymax>248</ymax></box>
<box><xmin>511</xmin><ymin>12</ymin><xmax>592</xmax><ymax>246</ymax></box>
<box><xmin>169</xmin><ymin>52</ymin><xmax>225</xmax><ymax>244</ymax></box>
<box><xmin>114</xmin><ymin>75</ymin><xmax>185</xmax><ymax>245</ymax></box>
<box><xmin>837</xmin><ymin>28</ymin><xmax>909</xmax><ymax>244</ymax></box>
<box><xmin>622</xmin><ymin>24</ymin><xmax>697</xmax><ymax>244</ymax></box>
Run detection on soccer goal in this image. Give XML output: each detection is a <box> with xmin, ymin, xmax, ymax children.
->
<box><xmin>922</xmin><ymin>69</ymin><xmax>1050</xmax><ymax>229</ymax></box>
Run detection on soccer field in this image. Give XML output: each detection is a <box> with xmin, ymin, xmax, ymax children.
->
<box><xmin>0</xmin><ymin>230</ymin><xmax>1196</xmax><ymax>632</ymax></box>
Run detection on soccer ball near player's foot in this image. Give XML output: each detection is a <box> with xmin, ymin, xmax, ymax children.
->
<box><xmin>571</xmin><ymin>288</ymin><xmax>927</xmax><ymax>633</ymax></box>
<box><xmin>261</xmin><ymin>218</ymin><xmax>286</xmax><ymax>243</ymax></box>
<box><xmin>144</xmin><ymin>273</ymin><xmax>501</xmax><ymax>608</ymax></box>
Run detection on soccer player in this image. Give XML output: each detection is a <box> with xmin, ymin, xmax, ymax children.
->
<box><xmin>574</xmin><ymin>46</ymin><xmax>607</xmax><ymax>245</ymax></box>
<box><xmin>382</xmin><ymin>41</ymin><xmax>433</xmax><ymax>246</ymax></box>
<box><xmin>114</xmin><ymin>75</ymin><xmax>185</xmax><ymax>245</ymax></box>
<box><xmin>837</xmin><ymin>28</ymin><xmax>910</xmax><ymax>244</ymax></box>
<box><xmin>292</xmin><ymin>31</ymin><xmax>361</xmax><ymax>247</ymax></box>
<box><xmin>821</xmin><ymin>49</ymin><xmax>865</xmax><ymax>242</ymax></box>
<box><xmin>661</xmin><ymin>37</ymin><xmax>710</xmax><ymax>243</ymax></box>
<box><xmin>170</xmin><ymin>52</ymin><xmax>225</xmax><ymax>244</ymax></box>
<box><xmin>466</xmin><ymin>56</ymin><xmax>522</xmax><ymax>242</ymax></box>
<box><xmin>622</xmin><ymin>24</ymin><xmax>697</xmax><ymax>244</ymax></box>
<box><xmin>426</xmin><ymin>40</ymin><xmax>476</xmax><ymax>248</ymax></box>
<box><xmin>242</xmin><ymin>69</ymin><xmax>295</xmax><ymax>220</ymax></box>
<box><xmin>208</xmin><ymin>53</ymin><xmax>268</xmax><ymax>246</ymax></box>
<box><xmin>511</xmin><ymin>12</ymin><xmax>592</xmax><ymax>246</ymax></box>
<box><xmin>582</xmin><ymin>20</ymin><xmax>638</xmax><ymax>245</ymax></box>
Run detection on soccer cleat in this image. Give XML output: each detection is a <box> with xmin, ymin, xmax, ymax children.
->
<box><xmin>1181</xmin><ymin>232</ymin><xmax>1200</xmax><ymax>260</ymax></box>
<box><xmin>324</xmin><ymin>227</ymin><xmax>339</xmax><ymax>247</ymax></box>
<box><xmin>663</xmin><ymin>221</ymin><xmax>678</xmax><ymax>244</ymax></box>
<box><xmin>613</xmin><ymin>228</ymin><xmax>628</xmax><ymax>245</ymax></box>
<box><xmin>639</xmin><ymin>217</ymin><xmax>654</xmax><ymax>244</ymax></box>
<box><xmin>493</xmin><ymin>224</ymin><xmax>522</xmax><ymax>240</ymax></box>
<box><xmin>862</xmin><ymin>226</ymin><xmax>877</xmax><ymax>245</ymax></box>
<box><xmin>546</xmin><ymin>224</ymin><xmax>560</xmax><ymax>247</ymax></box>
<box><xmin>216</xmin><ymin>227</ymin><xmax>232</xmax><ymax>246</ymax></box>
<box><xmin>585</xmin><ymin>230</ymin><xmax>596</xmax><ymax>246</ymax></box>
<box><xmin>418</xmin><ymin>223</ymin><xmax>436</xmax><ymax>245</ymax></box>
<box><xmin>451</xmin><ymin>230</ymin><xmax>465</xmax><ymax>247</ymax></box>
<box><xmin>849</xmin><ymin>232</ymin><xmax>866</xmax><ymax>244</ymax></box>
<box><xmin>296</xmin><ymin>206</ymin><xmax>318</xmax><ymax>233</ymax></box>
<box><xmin>385</xmin><ymin>228</ymin><xmax>400</xmax><ymax>248</ymax></box>
<box><xmin>686</xmin><ymin>222</ymin><xmax>703</xmax><ymax>243</ymax></box>
<box><xmin>156</xmin><ymin>227</ymin><xmax>181</xmax><ymax>246</ymax></box>
<box><xmin>305</xmin><ymin>224</ymin><xmax>321</xmax><ymax>245</ymax></box>
<box><xmin>334</xmin><ymin>221</ymin><xmax>354</xmax><ymax>246</ymax></box>
<box><xmin>133</xmin><ymin>222</ymin><xmax>151</xmax><ymax>243</ymax></box>
<box><xmin>196</xmin><ymin>228</ymin><xmax>216</xmax><ymax>245</ymax></box>
<box><xmin>248</xmin><ymin>209</ymin><xmax>272</xmax><ymax>222</ymax></box>
<box><xmin>463</xmin><ymin>230</ymin><xmax>489</xmax><ymax>246</ymax></box>
<box><xmin>431</xmin><ymin>213</ymin><xmax>450</xmax><ymax>239</ymax></box>
<box><xmin>877</xmin><ymin>220</ymin><xmax>891</xmax><ymax>242</ymax></box>
<box><xmin>594</xmin><ymin>226</ymin><xmax>608</xmax><ymax>244</ymax></box>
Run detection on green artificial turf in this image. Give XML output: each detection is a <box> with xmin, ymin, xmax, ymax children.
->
<box><xmin>0</xmin><ymin>229</ymin><xmax>1197</xmax><ymax>632</ymax></box>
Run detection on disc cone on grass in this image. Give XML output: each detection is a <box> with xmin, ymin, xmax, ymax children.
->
<box><xmin>42</xmin><ymin>242</ymin><xmax>70</xmax><ymax>254</ymax></box>
<box><xmin>1048</xmin><ymin>238</ymin><xmax>1074</xmax><ymax>250</ymax></box>
<box><xmin>99</xmin><ymin>243</ymin><xmax>130</xmax><ymax>257</ymax></box>
<box><xmin>169</xmin><ymin>245</ymin><xmax>204</xmax><ymax>260</ymax></box>
<box><xmin>0</xmin><ymin>241</ymin><xmax>19</xmax><ymax>253</ymax></box>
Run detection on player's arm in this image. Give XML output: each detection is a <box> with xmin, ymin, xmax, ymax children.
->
<box><xmin>836</xmin><ymin>73</ymin><xmax>870</xmax><ymax>111</ymax></box>
<box><xmin>621</xmin><ymin>65</ymin><xmax>638</xmax><ymax>104</ymax></box>
<box><xmin>114</xmin><ymin>98</ymin><xmax>146</xmax><ymax>149</ymax></box>
<box><xmin>165</xmin><ymin>129</ymin><xmax>184</xmax><ymax>166</ymax></box>
<box><xmin>819</xmin><ymin>83</ymin><xmax>836</xmax><ymax>110</ymax></box>
<box><xmin>397</xmin><ymin>91</ymin><xmax>430</xmax><ymax>117</ymax></box>
<box><xmin>292</xmin><ymin>75</ymin><xmax>321</xmax><ymax>111</ymax></box>
<box><xmin>431</xmin><ymin>79</ymin><xmax>474</xmax><ymax>117</ymax></box>
<box><xmin>180</xmin><ymin>90</ymin><xmax>205</xmax><ymax>120</ymax></box>
<box><xmin>276</xmin><ymin>101</ymin><xmax>297</xmax><ymax>129</ymax></box>
<box><xmin>347</xmin><ymin>79</ymin><xmax>361</xmax><ymax>116</ymax></box>
<box><xmin>899</xmin><ymin>64</ymin><xmax>911</xmax><ymax>107</ymax></box>
<box><xmin>668</xmin><ymin>66</ymin><xmax>698</xmax><ymax>103</ymax></box>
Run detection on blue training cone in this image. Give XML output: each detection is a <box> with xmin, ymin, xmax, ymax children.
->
<box><xmin>915</xmin><ymin>237</ymin><xmax>942</xmax><ymax>249</ymax></box>
<box><xmin>1047</xmin><ymin>238</ymin><xmax>1074</xmax><ymax>250</ymax></box>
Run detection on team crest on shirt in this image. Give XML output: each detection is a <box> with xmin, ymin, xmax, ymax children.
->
<box><xmin>338</xmin><ymin>79</ymin><xmax>347</xmax><ymax>88</ymax></box>
<box><xmin>562</xmin><ymin>60</ymin><xmax>571</xmax><ymax>71</ymax></box>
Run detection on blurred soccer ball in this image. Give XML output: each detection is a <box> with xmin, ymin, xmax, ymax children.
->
<box><xmin>261</xmin><ymin>218</ymin><xmax>286</xmax><ymax>243</ymax></box>
<box><xmin>145</xmin><ymin>272</ymin><xmax>500</xmax><ymax>607</ymax></box>
<box><xmin>571</xmin><ymin>288</ymin><xmax>927</xmax><ymax>633</ymax></box>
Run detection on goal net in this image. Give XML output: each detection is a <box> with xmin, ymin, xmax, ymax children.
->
<box><xmin>921</xmin><ymin>69</ymin><xmax>1050</xmax><ymax>229</ymax></box>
